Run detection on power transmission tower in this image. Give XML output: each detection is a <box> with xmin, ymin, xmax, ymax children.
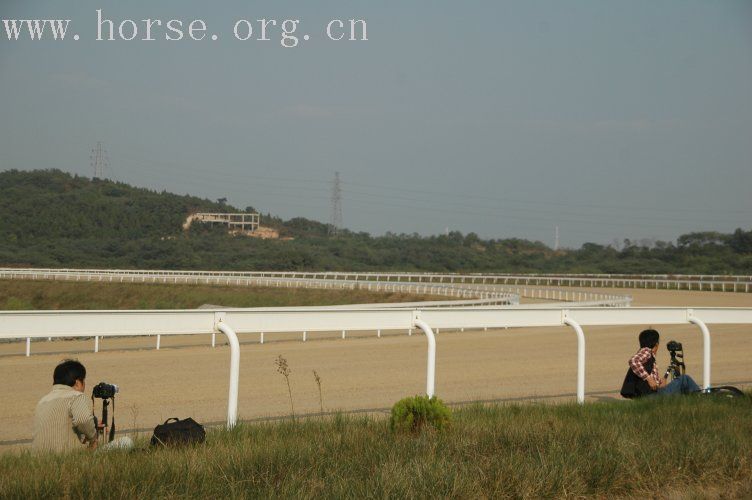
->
<box><xmin>329</xmin><ymin>172</ymin><xmax>343</xmax><ymax>236</ymax></box>
<box><xmin>554</xmin><ymin>225</ymin><xmax>560</xmax><ymax>251</ymax></box>
<box><xmin>90</xmin><ymin>141</ymin><xmax>109</xmax><ymax>179</ymax></box>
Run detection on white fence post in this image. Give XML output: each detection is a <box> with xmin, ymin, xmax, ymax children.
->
<box><xmin>25</xmin><ymin>337</ymin><xmax>31</xmax><ymax>357</ymax></box>
<box><xmin>688</xmin><ymin>312</ymin><xmax>711</xmax><ymax>390</ymax></box>
<box><xmin>414</xmin><ymin>316</ymin><xmax>436</xmax><ymax>398</ymax></box>
<box><xmin>215</xmin><ymin>316</ymin><xmax>240</xmax><ymax>428</ymax></box>
<box><xmin>562</xmin><ymin>313</ymin><xmax>585</xmax><ymax>404</ymax></box>
<box><xmin>156</xmin><ymin>334</ymin><xmax>161</xmax><ymax>350</ymax></box>
<box><xmin>94</xmin><ymin>336</ymin><xmax>99</xmax><ymax>353</ymax></box>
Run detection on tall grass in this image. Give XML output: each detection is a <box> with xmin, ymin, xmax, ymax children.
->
<box><xmin>0</xmin><ymin>279</ymin><xmax>440</xmax><ymax>310</ymax></box>
<box><xmin>2</xmin><ymin>396</ymin><xmax>750</xmax><ymax>498</ymax></box>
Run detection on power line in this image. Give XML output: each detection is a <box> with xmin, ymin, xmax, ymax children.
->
<box><xmin>107</xmin><ymin>160</ymin><xmax>748</xmax><ymax>238</ymax></box>
<box><xmin>115</xmin><ymin>151</ymin><xmax>748</xmax><ymax>216</ymax></box>
<box><xmin>341</xmin><ymin>179</ymin><xmax>750</xmax><ymax>216</ymax></box>
<box><xmin>95</xmin><ymin>153</ymin><xmax>751</xmax><ymax>242</ymax></box>
<box><xmin>112</xmin><ymin>151</ymin><xmax>749</xmax><ymax>217</ymax></box>
<box><xmin>113</xmin><ymin>158</ymin><xmax>744</xmax><ymax>227</ymax></box>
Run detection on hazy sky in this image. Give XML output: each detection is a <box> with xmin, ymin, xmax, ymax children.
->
<box><xmin>1</xmin><ymin>0</ymin><xmax>751</xmax><ymax>247</ymax></box>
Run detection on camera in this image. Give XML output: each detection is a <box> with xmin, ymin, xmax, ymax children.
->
<box><xmin>667</xmin><ymin>340</ymin><xmax>682</xmax><ymax>353</ymax></box>
<box><xmin>92</xmin><ymin>382</ymin><xmax>119</xmax><ymax>399</ymax></box>
<box><xmin>664</xmin><ymin>340</ymin><xmax>685</xmax><ymax>381</ymax></box>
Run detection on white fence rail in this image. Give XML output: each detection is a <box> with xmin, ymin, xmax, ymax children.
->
<box><xmin>4</xmin><ymin>266</ymin><xmax>750</xmax><ymax>292</ymax></box>
<box><xmin>23</xmin><ymin>267</ymin><xmax>741</xmax><ymax>292</ymax></box>
<box><xmin>0</xmin><ymin>268</ymin><xmax>633</xmax><ymax>306</ymax></box>
<box><xmin>486</xmin><ymin>272</ymin><xmax>752</xmax><ymax>282</ymax></box>
<box><xmin>2</xmin><ymin>307</ymin><xmax>751</xmax><ymax>428</ymax></box>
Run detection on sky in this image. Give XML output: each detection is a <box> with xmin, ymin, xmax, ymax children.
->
<box><xmin>1</xmin><ymin>0</ymin><xmax>751</xmax><ymax>248</ymax></box>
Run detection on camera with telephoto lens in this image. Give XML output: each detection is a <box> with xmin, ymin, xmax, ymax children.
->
<box><xmin>664</xmin><ymin>340</ymin><xmax>685</xmax><ymax>381</ymax></box>
<box><xmin>92</xmin><ymin>382</ymin><xmax>119</xmax><ymax>399</ymax></box>
<box><xmin>667</xmin><ymin>340</ymin><xmax>683</xmax><ymax>353</ymax></box>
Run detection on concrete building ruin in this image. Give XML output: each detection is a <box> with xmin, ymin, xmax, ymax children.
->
<box><xmin>183</xmin><ymin>213</ymin><xmax>260</xmax><ymax>232</ymax></box>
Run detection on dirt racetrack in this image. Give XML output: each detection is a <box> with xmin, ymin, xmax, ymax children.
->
<box><xmin>1</xmin><ymin>287</ymin><xmax>751</xmax><ymax>449</ymax></box>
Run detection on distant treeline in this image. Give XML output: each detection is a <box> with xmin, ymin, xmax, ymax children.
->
<box><xmin>1</xmin><ymin>169</ymin><xmax>750</xmax><ymax>273</ymax></box>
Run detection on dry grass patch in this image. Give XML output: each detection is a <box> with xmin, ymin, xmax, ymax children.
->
<box><xmin>0</xmin><ymin>279</ymin><xmax>442</xmax><ymax>310</ymax></box>
<box><xmin>1</xmin><ymin>395</ymin><xmax>750</xmax><ymax>498</ymax></box>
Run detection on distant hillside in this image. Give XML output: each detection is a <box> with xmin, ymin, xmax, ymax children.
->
<box><xmin>0</xmin><ymin>169</ymin><xmax>231</xmax><ymax>240</ymax></box>
<box><xmin>0</xmin><ymin>169</ymin><xmax>750</xmax><ymax>273</ymax></box>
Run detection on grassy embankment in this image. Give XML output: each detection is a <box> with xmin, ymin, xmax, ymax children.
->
<box><xmin>1</xmin><ymin>396</ymin><xmax>750</xmax><ymax>498</ymax></box>
<box><xmin>0</xmin><ymin>279</ymin><xmax>440</xmax><ymax>310</ymax></box>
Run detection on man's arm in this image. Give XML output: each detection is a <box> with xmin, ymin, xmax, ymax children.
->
<box><xmin>651</xmin><ymin>365</ymin><xmax>664</xmax><ymax>388</ymax></box>
<box><xmin>70</xmin><ymin>394</ymin><xmax>97</xmax><ymax>445</ymax></box>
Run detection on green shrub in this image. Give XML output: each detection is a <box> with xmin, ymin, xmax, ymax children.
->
<box><xmin>390</xmin><ymin>395</ymin><xmax>452</xmax><ymax>433</ymax></box>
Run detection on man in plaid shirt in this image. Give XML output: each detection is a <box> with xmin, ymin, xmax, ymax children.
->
<box><xmin>621</xmin><ymin>329</ymin><xmax>700</xmax><ymax>398</ymax></box>
<box><xmin>629</xmin><ymin>343</ymin><xmax>664</xmax><ymax>391</ymax></box>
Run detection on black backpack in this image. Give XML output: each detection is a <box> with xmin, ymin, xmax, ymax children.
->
<box><xmin>702</xmin><ymin>386</ymin><xmax>746</xmax><ymax>398</ymax></box>
<box><xmin>150</xmin><ymin>417</ymin><xmax>206</xmax><ymax>446</ymax></box>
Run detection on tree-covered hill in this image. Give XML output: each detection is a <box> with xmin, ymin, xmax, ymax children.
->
<box><xmin>0</xmin><ymin>169</ymin><xmax>232</xmax><ymax>240</ymax></box>
<box><xmin>0</xmin><ymin>169</ymin><xmax>750</xmax><ymax>273</ymax></box>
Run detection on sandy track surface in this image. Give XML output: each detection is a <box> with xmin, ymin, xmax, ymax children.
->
<box><xmin>584</xmin><ymin>287</ymin><xmax>752</xmax><ymax>307</ymax></box>
<box><xmin>1</xmin><ymin>288</ymin><xmax>751</xmax><ymax>449</ymax></box>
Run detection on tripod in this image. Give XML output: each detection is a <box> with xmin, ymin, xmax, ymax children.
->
<box><xmin>93</xmin><ymin>396</ymin><xmax>116</xmax><ymax>443</ymax></box>
<box><xmin>663</xmin><ymin>347</ymin><xmax>685</xmax><ymax>381</ymax></box>
<box><xmin>662</xmin><ymin>343</ymin><xmax>744</xmax><ymax>398</ymax></box>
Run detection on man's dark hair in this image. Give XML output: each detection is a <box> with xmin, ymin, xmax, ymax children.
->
<box><xmin>638</xmin><ymin>329</ymin><xmax>660</xmax><ymax>349</ymax></box>
<box><xmin>53</xmin><ymin>359</ymin><xmax>86</xmax><ymax>387</ymax></box>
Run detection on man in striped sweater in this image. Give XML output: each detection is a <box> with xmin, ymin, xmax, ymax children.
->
<box><xmin>32</xmin><ymin>359</ymin><xmax>98</xmax><ymax>452</ymax></box>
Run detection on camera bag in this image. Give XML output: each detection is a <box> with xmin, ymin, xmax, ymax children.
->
<box><xmin>150</xmin><ymin>417</ymin><xmax>206</xmax><ymax>446</ymax></box>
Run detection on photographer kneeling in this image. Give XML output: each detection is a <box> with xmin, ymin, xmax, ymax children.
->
<box><xmin>33</xmin><ymin>359</ymin><xmax>133</xmax><ymax>453</ymax></box>
<box><xmin>621</xmin><ymin>329</ymin><xmax>700</xmax><ymax>398</ymax></box>
<box><xmin>32</xmin><ymin>359</ymin><xmax>98</xmax><ymax>452</ymax></box>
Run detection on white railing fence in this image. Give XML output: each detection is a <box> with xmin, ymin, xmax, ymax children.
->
<box><xmin>6</xmin><ymin>265</ymin><xmax>751</xmax><ymax>294</ymax></box>
<box><xmin>0</xmin><ymin>268</ymin><xmax>519</xmax><ymax>304</ymax></box>
<box><xmin>2</xmin><ymin>307</ymin><xmax>751</xmax><ymax>428</ymax></box>
<box><xmin>0</xmin><ymin>268</ymin><xmax>635</xmax><ymax>306</ymax></box>
<box><xmin>10</xmin><ymin>267</ymin><xmax>743</xmax><ymax>292</ymax></box>
<box><xmin>488</xmin><ymin>272</ymin><xmax>752</xmax><ymax>282</ymax></box>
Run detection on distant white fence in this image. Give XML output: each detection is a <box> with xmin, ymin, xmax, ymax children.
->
<box><xmin>0</xmin><ymin>268</ymin><xmax>633</xmax><ymax>306</ymax></box>
<box><xmin>470</xmin><ymin>273</ymin><xmax>752</xmax><ymax>292</ymax></box>
<box><xmin>335</xmin><ymin>271</ymin><xmax>752</xmax><ymax>292</ymax></box>
<box><xmin>4</xmin><ymin>266</ymin><xmax>751</xmax><ymax>292</ymax></box>
<box><xmin>2</xmin><ymin>306</ymin><xmax>751</xmax><ymax>427</ymax></box>
<box><xmin>496</xmin><ymin>273</ymin><xmax>752</xmax><ymax>283</ymax></box>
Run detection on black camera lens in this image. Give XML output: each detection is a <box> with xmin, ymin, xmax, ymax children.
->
<box><xmin>92</xmin><ymin>382</ymin><xmax>119</xmax><ymax>399</ymax></box>
<box><xmin>666</xmin><ymin>340</ymin><xmax>682</xmax><ymax>352</ymax></box>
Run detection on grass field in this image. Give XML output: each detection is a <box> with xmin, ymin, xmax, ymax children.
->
<box><xmin>1</xmin><ymin>395</ymin><xmax>750</xmax><ymax>498</ymax></box>
<box><xmin>0</xmin><ymin>279</ymin><xmax>440</xmax><ymax>310</ymax></box>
